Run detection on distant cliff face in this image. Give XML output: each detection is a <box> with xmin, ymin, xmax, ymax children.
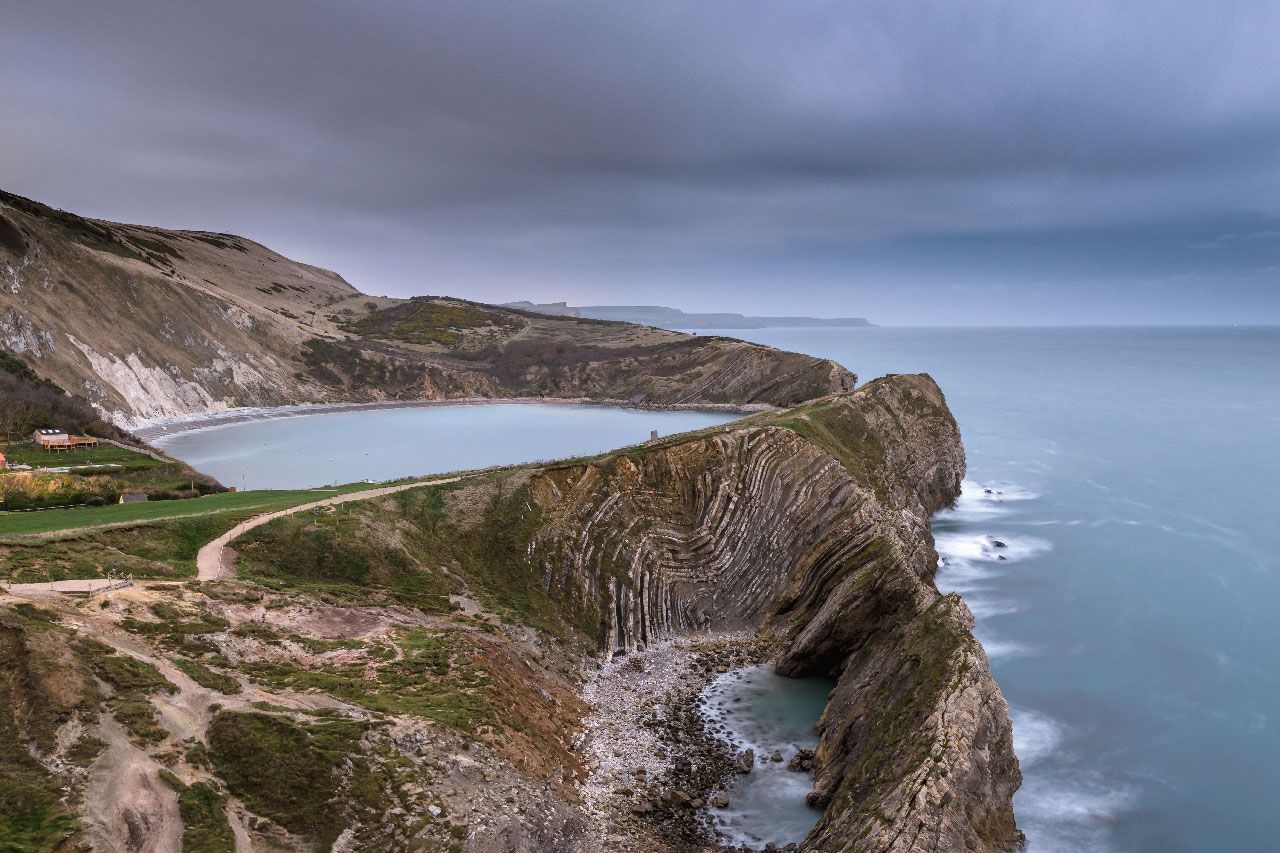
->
<box><xmin>501</xmin><ymin>300</ymin><xmax>874</xmax><ymax>330</ymax></box>
<box><xmin>523</xmin><ymin>374</ymin><xmax>1021</xmax><ymax>851</ymax></box>
<box><xmin>0</xmin><ymin>189</ymin><xmax>854</xmax><ymax>426</ymax></box>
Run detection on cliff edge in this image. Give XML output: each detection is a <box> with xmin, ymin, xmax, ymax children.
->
<box><xmin>0</xmin><ymin>374</ymin><xmax>1019</xmax><ymax>851</ymax></box>
<box><xmin>527</xmin><ymin>373</ymin><xmax>1022</xmax><ymax>851</ymax></box>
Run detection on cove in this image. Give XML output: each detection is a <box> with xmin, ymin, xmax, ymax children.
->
<box><xmin>152</xmin><ymin>403</ymin><xmax>739</xmax><ymax>490</ymax></box>
<box><xmin>699</xmin><ymin>665</ymin><xmax>834</xmax><ymax>849</ymax></box>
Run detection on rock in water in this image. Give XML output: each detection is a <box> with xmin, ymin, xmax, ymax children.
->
<box><xmin>787</xmin><ymin>749</ymin><xmax>816</xmax><ymax>772</ymax></box>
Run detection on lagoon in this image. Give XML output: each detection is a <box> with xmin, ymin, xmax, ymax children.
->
<box><xmin>152</xmin><ymin>403</ymin><xmax>739</xmax><ymax>490</ymax></box>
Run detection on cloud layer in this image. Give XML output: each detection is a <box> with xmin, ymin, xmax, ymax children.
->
<box><xmin>3</xmin><ymin>1</ymin><xmax>1278</xmax><ymax>324</ymax></box>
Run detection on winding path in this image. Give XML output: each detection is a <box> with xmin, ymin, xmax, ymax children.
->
<box><xmin>196</xmin><ymin>477</ymin><xmax>459</xmax><ymax>581</ymax></box>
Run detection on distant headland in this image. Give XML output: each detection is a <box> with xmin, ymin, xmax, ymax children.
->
<box><xmin>502</xmin><ymin>301</ymin><xmax>875</xmax><ymax>330</ymax></box>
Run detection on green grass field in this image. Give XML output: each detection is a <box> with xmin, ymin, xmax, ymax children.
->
<box><xmin>2</xmin><ymin>442</ymin><xmax>161</xmax><ymax>470</ymax></box>
<box><xmin>0</xmin><ymin>485</ymin><xmax>374</xmax><ymax>538</ymax></box>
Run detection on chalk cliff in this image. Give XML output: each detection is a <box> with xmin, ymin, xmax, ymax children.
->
<box><xmin>0</xmin><ymin>188</ymin><xmax>853</xmax><ymax>427</ymax></box>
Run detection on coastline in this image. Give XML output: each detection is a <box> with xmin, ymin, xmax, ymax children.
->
<box><xmin>132</xmin><ymin>396</ymin><xmax>771</xmax><ymax>441</ymax></box>
<box><xmin>581</xmin><ymin>632</ymin><xmax>773</xmax><ymax>852</ymax></box>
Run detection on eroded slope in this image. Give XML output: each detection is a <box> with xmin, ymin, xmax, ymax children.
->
<box><xmin>0</xmin><ymin>374</ymin><xmax>1018</xmax><ymax>852</ymax></box>
<box><xmin>0</xmin><ymin>188</ymin><xmax>853</xmax><ymax>426</ymax></box>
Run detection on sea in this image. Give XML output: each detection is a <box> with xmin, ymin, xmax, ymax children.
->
<box><xmin>692</xmin><ymin>325</ymin><xmax>1280</xmax><ymax>852</ymax></box>
<box><xmin>153</xmin><ymin>326</ymin><xmax>1280</xmax><ymax>851</ymax></box>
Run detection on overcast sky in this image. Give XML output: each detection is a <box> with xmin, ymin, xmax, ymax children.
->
<box><xmin>3</xmin><ymin>1</ymin><xmax>1278</xmax><ymax>325</ymax></box>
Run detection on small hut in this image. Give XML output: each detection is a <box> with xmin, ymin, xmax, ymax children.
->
<box><xmin>32</xmin><ymin>429</ymin><xmax>99</xmax><ymax>451</ymax></box>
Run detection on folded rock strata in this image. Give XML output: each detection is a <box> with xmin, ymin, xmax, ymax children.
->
<box><xmin>524</xmin><ymin>373</ymin><xmax>1021</xmax><ymax>851</ymax></box>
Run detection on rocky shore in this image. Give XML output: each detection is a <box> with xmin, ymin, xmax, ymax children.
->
<box><xmin>581</xmin><ymin>633</ymin><xmax>791</xmax><ymax>851</ymax></box>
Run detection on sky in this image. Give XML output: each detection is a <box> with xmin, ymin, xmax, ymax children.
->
<box><xmin>2</xmin><ymin>1</ymin><xmax>1278</xmax><ymax>326</ymax></box>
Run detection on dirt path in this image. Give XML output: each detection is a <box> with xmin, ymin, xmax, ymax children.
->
<box><xmin>0</xmin><ymin>578</ymin><xmax>130</xmax><ymax>595</ymax></box>
<box><xmin>195</xmin><ymin>477</ymin><xmax>460</xmax><ymax>581</ymax></box>
<box><xmin>82</xmin><ymin>713</ymin><xmax>182</xmax><ymax>853</ymax></box>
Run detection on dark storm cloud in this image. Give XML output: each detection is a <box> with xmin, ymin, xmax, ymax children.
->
<box><xmin>2</xmin><ymin>0</ymin><xmax>1278</xmax><ymax>324</ymax></box>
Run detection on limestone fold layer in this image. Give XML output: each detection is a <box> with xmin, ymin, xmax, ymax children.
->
<box><xmin>528</xmin><ymin>374</ymin><xmax>1021</xmax><ymax>851</ymax></box>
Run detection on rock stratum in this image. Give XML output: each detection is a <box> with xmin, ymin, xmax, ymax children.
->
<box><xmin>0</xmin><ymin>374</ymin><xmax>1020</xmax><ymax>851</ymax></box>
<box><xmin>0</xmin><ymin>187</ymin><xmax>853</xmax><ymax>427</ymax></box>
<box><xmin>529</xmin><ymin>374</ymin><xmax>1021</xmax><ymax>851</ymax></box>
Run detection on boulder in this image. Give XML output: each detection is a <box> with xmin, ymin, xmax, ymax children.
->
<box><xmin>787</xmin><ymin>749</ymin><xmax>816</xmax><ymax>773</ymax></box>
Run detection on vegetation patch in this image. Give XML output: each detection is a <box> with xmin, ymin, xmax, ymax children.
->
<box><xmin>0</xmin><ymin>212</ymin><xmax>26</xmax><ymax>256</ymax></box>
<box><xmin>178</xmin><ymin>781</ymin><xmax>235</xmax><ymax>853</ymax></box>
<box><xmin>339</xmin><ymin>297</ymin><xmax>518</xmax><ymax>347</ymax></box>
<box><xmin>770</xmin><ymin>399</ymin><xmax>890</xmax><ymax>500</ymax></box>
<box><xmin>207</xmin><ymin>711</ymin><xmax>385</xmax><ymax>845</ymax></box>
<box><xmin>241</xmin><ymin>628</ymin><xmax>491</xmax><ymax>731</ymax></box>
<box><xmin>237</xmin><ymin>480</ymin><xmax>597</xmax><ymax>639</ymax></box>
<box><xmin>171</xmin><ymin>657</ymin><xmax>241</xmax><ymax>694</ymax></box>
<box><xmin>76</xmin><ymin>638</ymin><xmax>175</xmax><ymax>747</ymax></box>
<box><xmin>0</xmin><ymin>515</ymin><xmax>251</xmax><ymax>582</ymax></box>
<box><xmin>299</xmin><ymin>338</ymin><xmax>428</xmax><ymax>393</ymax></box>
<box><xmin>66</xmin><ymin>733</ymin><xmax>108</xmax><ymax>768</ymax></box>
<box><xmin>0</xmin><ymin>607</ymin><xmax>83</xmax><ymax>850</ymax></box>
<box><xmin>829</xmin><ymin>595</ymin><xmax>973</xmax><ymax>814</ymax></box>
<box><xmin>0</xmin><ymin>349</ymin><xmax>131</xmax><ymax>448</ymax></box>
<box><xmin>0</xmin><ymin>188</ymin><xmax>146</xmax><ymax>263</ymax></box>
<box><xmin>0</xmin><ymin>484</ymin><xmax>372</xmax><ymax>542</ymax></box>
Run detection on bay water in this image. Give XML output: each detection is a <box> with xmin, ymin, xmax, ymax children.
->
<box><xmin>699</xmin><ymin>666</ymin><xmax>833</xmax><ymax>848</ymax></box>
<box><xmin>152</xmin><ymin>403</ymin><xmax>736</xmax><ymax>490</ymax></box>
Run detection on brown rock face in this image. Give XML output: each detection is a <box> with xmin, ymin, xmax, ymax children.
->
<box><xmin>527</xmin><ymin>374</ymin><xmax>1022</xmax><ymax>851</ymax></box>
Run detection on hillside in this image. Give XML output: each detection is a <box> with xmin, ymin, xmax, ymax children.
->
<box><xmin>0</xmin><ymin>189</ymin><xmax>854</xmax><ymax>428</ymax></box>
<box><xmin>0</xmin><ymin>376</ymin><xmax>1021</xmax><ymax>851</ymax></box>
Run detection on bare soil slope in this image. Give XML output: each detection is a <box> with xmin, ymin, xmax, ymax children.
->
<box><xmin>0</xmin><ymin>377</ymin><xmax>1020</xmax><ymax>852</ymax></box>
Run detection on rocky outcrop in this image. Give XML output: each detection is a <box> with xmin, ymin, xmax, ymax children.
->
<box><xmin>0</xmin><ymin>187</ymin><xmax>854</xmax><ymax>426</ymax></box>
<box><xmin>6</xmin><ymin>373</ymin><xmax>1019</xmax><ymax>851</ymax></box>
<box><xmin>524</xmin><ymin>374</ymin><xmax>1021</xmax><ymax>851</ymax></box>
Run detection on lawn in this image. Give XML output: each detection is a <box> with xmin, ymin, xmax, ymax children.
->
<box><xmin>1</xmin><ymin>442</ymin><xmax>162</xmax><ymax>471</ymax></box>
<box><xmin>0</xmin><ymin>485</ymin><xmax>374</xmax><ymax>538</ymax></box>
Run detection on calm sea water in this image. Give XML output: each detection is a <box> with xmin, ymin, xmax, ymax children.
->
<box><xmin>152</xmin><ymin>404</ymin><xmax>736</xmax><ymax>490</ymax></box>
<box><xmin>690</xmin><ymin>326</ymin><xmax>1280</xmax><ymax>852</ymax></box>
<box><xmin>699</xmin><ymin>666</ymin><xmax>833</xmax><ymax>848</ymax></box>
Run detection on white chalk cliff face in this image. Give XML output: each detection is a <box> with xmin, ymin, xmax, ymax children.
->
<box><xmin>0</xmin><ymin>190</ymin><xmax>360</xmax><ymax>426</ymax></box>
<box><xmin>0</xmin><ymin>188</ymin><xmax>855</xmax><ymax>428</ymax></box>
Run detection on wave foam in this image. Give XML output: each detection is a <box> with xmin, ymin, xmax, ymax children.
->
<box><xmin>1011</xmin><ymin>708</ymin><xmax>1064</xmax><ymax>767</ymax></box>
<box><xmin>1018</xmin><ymin>775</ymin><xmax>1138</xmax><ymax>853</ymax></box>
<box><xmin>938</xmin><ymin>479</ymin><xmax>1041</xmax><ymax>521</ymax></box>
